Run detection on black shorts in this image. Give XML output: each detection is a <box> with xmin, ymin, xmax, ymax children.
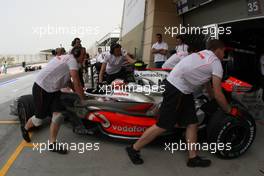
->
<box><xmin>32</xmin><ymin>83</ymin><xmax>65</xmax><ymax>119</ymax></box>
<box><xmin>156</xmin><ymin>80</ymin><xmax>198</xmax><ymax>130</ymax></box>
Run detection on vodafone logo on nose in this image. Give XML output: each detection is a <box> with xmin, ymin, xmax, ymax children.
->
<box><xmin>112</xmin><ymin>125</ymin><xmax>147</xmax><ymax>133</ymax></box>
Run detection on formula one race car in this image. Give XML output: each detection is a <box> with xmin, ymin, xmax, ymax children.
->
<box><xmin>24</xmin><ymin>65</ymin><xmax>42</xmax><ymax>72</ymax></box>
<box><xmin>12</xmin><ymin>77</ymin><xmax>257</xmax><ymax>159</ymax></box>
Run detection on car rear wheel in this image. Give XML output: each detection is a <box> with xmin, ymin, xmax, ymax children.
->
<box><xmin>207</xmin><ymin>107</ymin><xmax>256</xmax><ymax>159</ymax></box>
<box><xmin>17</xmin><ymin>95</ymin><xmax>35</xmax><ymax>126</ymax></box>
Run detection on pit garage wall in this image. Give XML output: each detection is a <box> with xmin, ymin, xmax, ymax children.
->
<box><xmin>121</xmin><ymin>0</ymin><xmax>182</xmax><ymax>66</ymax></box>
<box><xmin>120</xmin><ymin>0</ymin><xmax>146</xmax><ymax>60</ymax></box>
<box><xmin>183</xmin><ymin>0</ymin><xmax>264</xmax><ymax>26</ymax></box>
<box><xmin>121</xmin><ymin>22</ymin><xmax>144</xmax><ymax>60</ymax></box>
<box><xmin>142</xmin><ymin>0</ymin><xmax>181</xmax><ymax>67</ymax></box>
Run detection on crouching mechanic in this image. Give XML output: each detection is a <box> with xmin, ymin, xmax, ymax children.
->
<box><xmin>20</xmin><ymin>46</ymin><xmax>86</xmax><ymax>154</ymax></box>
<box><xmin>126</xmin><ymin>40</ymin><xmax>241</xmax><ymax>167</ymax></box>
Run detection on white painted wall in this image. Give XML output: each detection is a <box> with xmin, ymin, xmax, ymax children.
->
<box><xmin>121</xmin><ymin>0</ymin><xmax>146</xmax><ymax>37</ymax></box>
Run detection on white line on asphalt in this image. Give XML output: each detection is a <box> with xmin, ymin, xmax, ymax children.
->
<box><xmin>0</xmin><ymin>79</ymin><xmax>18</xmax><ymax>87</ymax></box>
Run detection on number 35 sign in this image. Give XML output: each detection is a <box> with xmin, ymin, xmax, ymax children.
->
<box><xmin>247</xmin><ymin>0</ymin><xmax>262</xmax><ymax>15</ymax></box>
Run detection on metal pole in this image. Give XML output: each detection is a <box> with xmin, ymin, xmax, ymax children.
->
<box><xmin>90</xmin><ymin>64</ymin><xmax>94</xmax><ymax>89</ymax></box>
<box><xmin>134</xmin><ymin>48</ymin><xmax>137</xmax><ymax>59</ymax></box>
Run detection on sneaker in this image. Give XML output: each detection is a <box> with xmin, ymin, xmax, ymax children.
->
<box><xmin>20</xmin><ymin>126</ymin><xmax>31</xmax><ymax>143</ymax></box>
<box><xmin>48</xmin><ymin>142</ymin><xmax>68</xmax><ymax>154</ymax></box>
<box><xmin>126</xmin><ymin>145</ymin><xmax>144</xmax><ymax>165</ymax></box>
<box><xmin>187</xmin><ymin>156</ymin><xmax>211</xmax><ymax>167</ymax></box>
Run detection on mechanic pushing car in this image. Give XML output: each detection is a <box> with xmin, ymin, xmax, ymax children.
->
<box><xmin>55</xmin><ymin>47</ymin><xmax>66</xmax><ymax>56</ymax></box>
<box><xmin>126</xmin><ymin>40</ymin><xmax>241</xmax><ymax>167</ymax></box>
<box><xmin>162</xmin><ymin>45</ymin><xmax>198</xmax><ymax>69</ymax></box>
<box><xmin>98</xmin><ymin>43</ymin><xmax>136</xmax><ymax>84</ymax></box>
<box><xmin>20</xmin><ymin>46</ymin><xmax>86</xmax><ymax>154</ymax></box>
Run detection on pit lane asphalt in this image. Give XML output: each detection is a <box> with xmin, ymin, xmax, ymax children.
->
<box><xmin>0</xmin><ymin>72</ymin><xmax>264</xmax><ymax>176</ymax></box>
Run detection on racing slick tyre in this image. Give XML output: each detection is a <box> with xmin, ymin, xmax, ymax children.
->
<box><xmin>17</xmin><ymin>95</ymin><xmax>35</xmax><ymax>127</ymax></box>
<box><xmin>207</xmin><ymin>107</ymin><xmax>256</xmax><ymax>159</ymax></box>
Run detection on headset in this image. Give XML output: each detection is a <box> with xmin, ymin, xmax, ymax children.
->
<box><xmin>110</xmin><ymin>43</ymin><xmax>122</xmax><ymax>55</ymax></box>
<box><xmin>71</xmin><ymin>46</ymin><xmax>83</xmax><ymax>58</ymax></box>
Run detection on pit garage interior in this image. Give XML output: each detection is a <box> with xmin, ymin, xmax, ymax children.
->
<box><xmin>220</xmin><ymin>18</ymin><xmax>264</xmax><ymax>87</ymax></box>
<box><xmin>179</xmin><ymin>0</ymin><xmax>264</xmax><ymax>88</ymax></box>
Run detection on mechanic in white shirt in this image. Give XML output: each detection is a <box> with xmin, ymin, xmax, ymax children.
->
<box><xmin>94</xmin><ymin>47</ymin><xmax>105</xmax><ymax>73</ymax></box>
<box><xmin>127</xmin><ymin>40</ymin><xmax>241</xmax><ymax>167</ymax></box>
<box><xmin>69</xmin><ymin>37</ymin><xmax>85</xmax><ymax>86</ymax></box>
<box><xmin>69</xmin><ymin>37</ymin><xmax>82</xmax><ymax>53</ymax></box>
<box><xmin>162</xmin><ymin>45</ymin><xmax>198</xmax><ymax>69</ymax></box>
<box><xmin>95</xmin><ymin>47</ymin><xmax>104</xmax><ymax>63</ymax></box>
<box><xmin>20</xmin><ymin>46</ymin><xmax>86</xmax><ymax>154</ymax></box>
<box><xmin>175</xmin><ymin>35</ymin><xmax>189</xmax><ymax>53</ymax></box>
<box><xmin>151</xmin><ymin>34</ymin><xmax>168</xmax><ymax>68</ymax></box>
<box><xmin>55</xmin><ymin>47</ymin><xmax>66</xmax><ymax>57</ymax></box>
<box><xmin>162</xmin><ymin>51</ymin><xmax>188</xmax><ymax>69</ymax></box>
<box><xmin>99</xmin><ymin>43</ymin><xmax>135</xmax><ymax>84</ymax></box>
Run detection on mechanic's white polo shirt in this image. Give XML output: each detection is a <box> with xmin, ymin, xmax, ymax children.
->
<box><xmin>96</xmin><ymin>53</ymin><xmax>105</xmax><ymax>63</ymax></box>
<box><xmin>162</xmin><ymin>52</ymin><xmax>189</xmax><ymax>69</ymax></box>
<box><xmin>36</xmin><ymin>54</ymin><xmax>78</xmax><ymax>93</ymax></box>
<box><xmin>167</xmin><ymin>50</ymin><xmax>223</xmax><ymax>94</ymax></box>
<box><xmin>175</xmin><ymin>44</ymin><xmax>189</xmax><ymax>53</ymax></box>
<box><xmin>103</xmin><ymin>53</ymin><xmax>126</xmax><ymax>75</ymax></box>
<box><xmin>152</xmin><ymin>41</ymin><xmax>168</xmax><ymax>63</ymax></box>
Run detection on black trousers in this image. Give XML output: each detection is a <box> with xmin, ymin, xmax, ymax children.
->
<box><xmin>106</xmin><ymin>69</ymin><xmax>127</xmax><ymax>84</ymax></box>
